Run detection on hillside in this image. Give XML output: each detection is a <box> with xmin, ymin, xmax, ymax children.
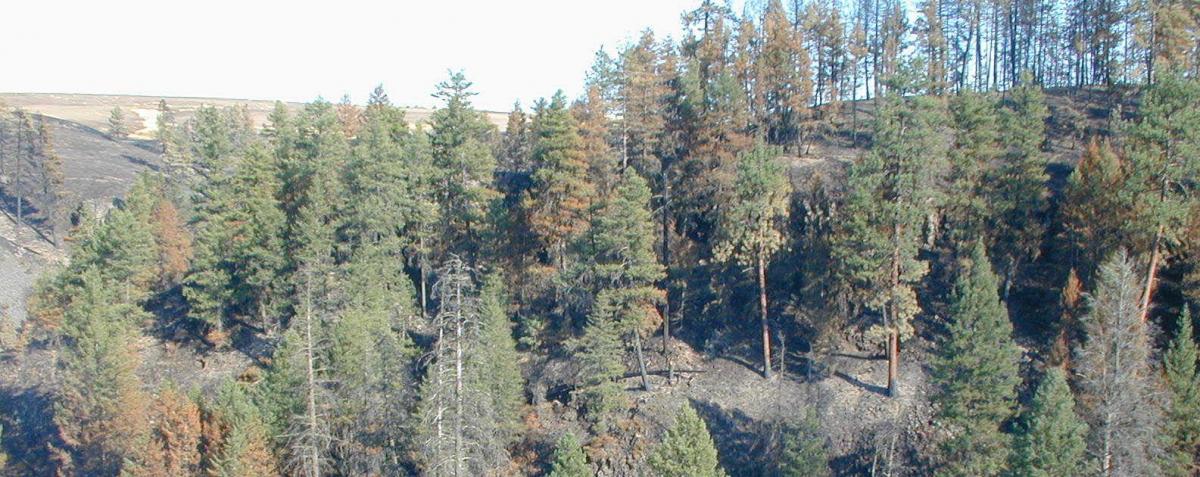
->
<box><xmin>0</xmin><ymin>84</ymin><xmax>1143</xmax><ymax>477</ymax></box>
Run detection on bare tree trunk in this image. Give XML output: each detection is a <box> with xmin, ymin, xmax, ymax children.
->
<box><xmin>420</xmin><ymin>238</ymin><xmax>428</xmax><ymax>320</ymax></box>
<box><xmin>661</xmin><ymin>167</ymin><xmax>674</xmax><ymax>384</ymax></box>
<box><xmin>758</xmin><ymin>251</ymin><xmax>772</xmax><ymax>379</ymax></box>
<box><xmin>887</xmin><ymin>331</ymin><xmax>899</xmax><ymax>397</ymax></box>
<box><xmin>453</xmin><ymin>279</ymin><xmax>464</xmax><ymax>477</ymax></box>
<box><xmin>1137</xmin><ymin>223</ymin><xmax>1164</xmax><ymax>323</ymax></box>
<box><xmin>304</xmin><ymin>271</ymin><xmax>321</xmax><ymax>477</ymax></box>
<box><xmin>633</xmin><ymin>330</ymin><xmax>652</xmax><ymax>391</ymax></box>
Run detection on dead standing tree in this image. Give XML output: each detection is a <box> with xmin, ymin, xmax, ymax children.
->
<box><xmin>420</xmin><ymin>257</ymin><xmax>505</xmax><ymax>476</ymax></box>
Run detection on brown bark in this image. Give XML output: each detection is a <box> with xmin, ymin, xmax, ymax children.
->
<box><xmin>1137</xmin><ymin>223</ymin><xmax>1164</xmax><ymax>323</ymax></box>
<box><xmin>758</xmin><ymin>250</ymin><xmax>772</xmax><ymax>379</ymax></box>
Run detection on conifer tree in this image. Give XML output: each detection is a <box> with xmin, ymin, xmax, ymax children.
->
<box><xmin>833</xmin><ymin>67</ymin><xmax>947</xmax><ymax>397</ymax></box>
<box><xmin>109</xmin><ymin>106</ymin><xmax>131</xmax><ymax>139</ymax></box>
<box><xmin>571</xmin><ymin>295</ymin><xmax>628</xmax><ymax>434</ymax></box>
<box><xmin>774</xmin><ymin>410</ymin><xmax>831</xmax><ymax>477</ymax></box>
<box><xmin>547</xmin><ymin>433</ymin><xmax>590</xmax><ymax>477</ymax></box>
<box><xmin>714</xmin><ymin>143</ymin><xmax>790</xmax><ymax>378</ymax></box>
<box><xmin>1060</xmin><ymin>140</ymin><xmax>1133</xmax><ymax>282</ymax></box>
<box><xmin>186</xmin><ymin>145</ymin><xmax>287</xmax><ymax>338</ymax></box>
<box><xmin>124</xmin><ymin>384</ymin><xmax>203</xmax><ymax>477</ymax></box>
<box><xmin>470</xmin><ymin>274</ymin><xmax>525</xmax><ymax>444</ymax></box>
<box><xmin>526</xmin><ymin>91</ymin><xmax>593</xmax><ymax>272</ymax></box>
<box><xmin>1123</xmin><ymin>70</ymin><xmax>1200</xmax><ymax>322</ymax></box>
<box><xmin>930</xmin><ymin>243</ymin><xmax>1021</xmax><ymax>476</ymax></box>
<box><xmin>53</xmin><ymin>268</ymin><xmax>148</xmax><ymax>476</ymax></box>
<box><xmin>943</xmin><ymin>91</ymin><xmax>1000</xmax><ymax>244</ymax></box>
<box><xmin>577</xmin><ymin>168</ymin><xmax>664</xmax><ymax>390</ymax></box>
<box><xmin>1075</xmin><ymin>250</ymin><xmax>1163</xmax><ymax>476</ymax></box>
<box><xmin>204</xmin><ymin>380</ymin><xmax>278</xmax><ymax>477</ymax></box>
<box><xmin>647</xmin><ymin>404</ymin><xmax>725</xmax><ymax>477</ymax></box>
<box><xmin>417</xmin><ymin>258</ymin><xmax>509</xmax><ymax>476</ymax></box>
<box><xmin>991</xmin><ymin>73</ymin><xmax>1050</xmax><ymax>297</ymax></box>
<box><xmin>756</xmin><ymin>0</ymin><xmax>812</xmax><ymax>150</ymax></box>
<box><xmin>1164</xmin><ymin>307</ymin><xmax>1200</xmax><ymax>476</ymax></box>
<box><xmin>429</xmin><ymin>72</ymin><xmax>499</xmax><ymax>262</ymax></box>
<box><xmin>328</xmin><ymin>291</ymin><xmax>415</xmax><ymax>475</ymax></box>
<box><xmin>1010</xmin><ymin>367</ymin><xmax>1089</xmax><ymax>477</ymax></box>
<box><xmin>155</xmin><ymin>99</ymin><xmax>179</xmax><ymax>156</ymax></box>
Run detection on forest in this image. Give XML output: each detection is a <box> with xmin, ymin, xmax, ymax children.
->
<box><xmin>1</xmin><ymin>0</ymin><xmax>1199</xmax><ymax>475</ymax></box>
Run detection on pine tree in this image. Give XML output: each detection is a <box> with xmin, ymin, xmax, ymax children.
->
<box><xmin>943</xmin><ymin>91</ymin><xmax>1000</xmax><ymax>244</ymax></box>
<box><xmin>1010</xmin><ymin>367</ymin><xmax>1089</xmax><ymax>477</ymax></box>
<box><xmin>1163</xmin><ymin>307</ymin><xmax>1200</xmax><ymax>476</ymax></box>
<box><xmin>185</xmin><ymin>145</ymin><xmax>287</xmax><ymax>338</ymax></box>
<box><xmin>930</xmin><ymin>243</ymin><xmax>1021</xmax><ymax>476</ymax></box>
<box><xmin>328</xmin><ymin>290</ymin><xmax>415</xmax><ymax>475</ymax></box>
<box><xmin>1075</xmin><ymin>250</ymin><xmax>1163</xmax><ymax>476</ymax></box>
<box><xmin>990</xmin><ymin>73</ymin><xmax>1050</xmax><ymax>297</ymax></box>
<box><xmin>53</xmin><ymin>268</ymin><xmax>149</xmax><ymax>476</ymax></box>
<box><xmin>832</xmin><ymin>66</ymin><xmax>948</xmax><ymax>397</ymax></box>
<box><xmin>756</xmin><ymin>0</ymin><xmax>812</xmax><ymax>150</ymax></box>
<box><xmin>470</xmin><ymin>274</ymin><xmax>525</xmax><ymax>444</ymax></box>
<box><xmin>429</xmin><ymin>72</ymin><xmax>499</xmax><ymax>262</ymax></box>
<box><xmin>1060</xmin><ymin>140</ymin><xmax>1133</xmax><ymax>282</ymax></box>
<box><xmin>647</xmin><ymin>404</ymin><xmax>725</xmax><ymax>477</ymax></box>
<box><xmin>155</xmin><ymin>99</ymin><xmax>179</xmax><ymax>156</ymax></box>
<box><xmin>417</xmin><ymin>258</ymin><xmax>509</xmax><ymax>476</ymax></box>
<box><xmin>124</xmin><ymin>384</ymin><xmax>203</xmax><ymax>477</ymax></box>
<box><xmin>577</xmin><ymin>168</ymin><xmax>664</xmax><ymax>390</ymax></box>
<box><xmin>526</xmin><ymin>91</ymin><xmax>594</xmax><ymax>272</ymax></box>
<box><xmin>204</xmin><ymin>380</ymin><xmax>278</xmax><ymax>477</ymax></box>
<box><xmin>109</xmin><ymin>106</ymin><xmax>131</xmax><ymax>139</ymax></box>
<box><xmin>1123</xmin><ymin>70</ymin><xmax>1200</xmax><ymax>322</ymax></box>
<box><xmin>714</xmin><ymin>143</ymin><xmax>790</xmax><ymax>379</ymax></box>
<box><xmin>571</xmin><ymin>294</ymin><xmax>628</xmax><ymax>434</ymax></box>
<box><xmin>774</xmin><ymin>410</ymin><xmax>831</xmax><ymax>477</ymax></box>
<box><xmin>547</xmin><ymin>433</ymin><xmax>590</xmax><ymax>477</ymax></box>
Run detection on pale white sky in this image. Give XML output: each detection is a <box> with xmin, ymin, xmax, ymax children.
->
<box><xmin>0</xmin><ymin>0</ymin><xmax>729</xmax><ymax>112</ymax></box>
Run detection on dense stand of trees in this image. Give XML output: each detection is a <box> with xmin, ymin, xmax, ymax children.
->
<box><xmin>2</xmin><ymin>0</ymin><xmax>1200</xmax><ymax>475</ymax></box>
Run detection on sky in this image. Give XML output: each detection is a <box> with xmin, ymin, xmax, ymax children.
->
<box><xmin>1</xmin><ymin>0</ymin><xmax>730</xmax><ymax>112</ymax></box>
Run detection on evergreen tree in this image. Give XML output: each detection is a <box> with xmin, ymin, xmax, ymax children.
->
<box><xmin>943</xmin><ymin>91</ymin><xmax>1000</xmax><ymax>244</ymax></box>
<box><xmin>470</xmin><ymin>274</ymin><xmax>525</xmax><ymax>444</ymax></box>
<box><xmin>429</xmin><ymin>72</ymin><xmax>499</xmax><ymax>262</ymax></box>
<box><xmin>525</xmin><ymin>91</ymin><xmax>593</xmax><ymax>271</ymax></box>
<box><xmin>1123</xmin><ymin>70</ymin><xmax>1200</xmax><ymax>322</ymax></box>
<box><xmin>647</xmin><ymin>404</ymin><xmax>725</xmax><ymax>477</ymax></box>
<box><xmin>833</xmin><ymin>67</ymin><xmax>948</xmax><ymax>397</ymax></box>
<box><xmin>417</xmin><ymin>258</ymin><xmax>509</xmax><ymax>476</ymax></box>
<box><xmin>990</xmin><ymin>73</ymin><xmax>1050</xmax><ymax>297</ymax></box>
<box><xmin>123</xmin><ymin>384</ymin><xmax>203</xmax><ymax>477</ymax></box>
<box><xmin>53</xmin><ymin>268</ymin><xmax>148</xmax><ymax>476</ymax></box>
<box><xmin>1075</xmin><ymin>250</ymin><xmax>1163</xmax><ymax>476</ymax></box>
<box><xmin>930</xmin><ymin>243</ymin><xmax>1021</xmax><ymax>476</ymax></box>
<box><xmin>1163</xmin><ymin>307</ymin><xmax>1200</xmax><ymax>476</ymax></box>
<box><xmin>571</xmin><ymin>294</ymin><xmax>628</xmax><ymax>434</ymax></box>
<box><xmin>1060</xmin><ymin>140</ymin><xmax>1133</xmax><ymax>282</ymax></box>
<box><xmin>185</xmin><ymin>145</ymin><xmax>287</xmax><ymax>338</ymax></box>
<box><xmin>109</xmin><ymin>106</ymin><xmax>131</xmax><ymax>139</ymax></box>
<box><xmin>547</xmin><ymin>432</ymin><xmax>590</xmax><ymax>477</ymax></box>
<box><xmin>756</xmin><ymin>0</ymin><xmax>812</xmax><ymax>150</ymax></box>
<box><xmin>576</xmin><ymin>168</ymin><xmax>664</xmax><ymax>390</ymax></box>
<box><xmin>1010</xmin><ymin>367</ymin><xmax>1089</xmax><ymax>477</ymax></box>
<box><xmin>774</xmin><ymin>410</ymin><xmax>831</xmax><ymax>477</ymax></box>
<box><xmin>204</xmin><ymin>380</ymin><xmax>278</xmax><ymax>477</ymax></box>
<box><xmin>713</xmin><ymin>143</ymin><xmax>790</xmax><ymax>379</ymax></box>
